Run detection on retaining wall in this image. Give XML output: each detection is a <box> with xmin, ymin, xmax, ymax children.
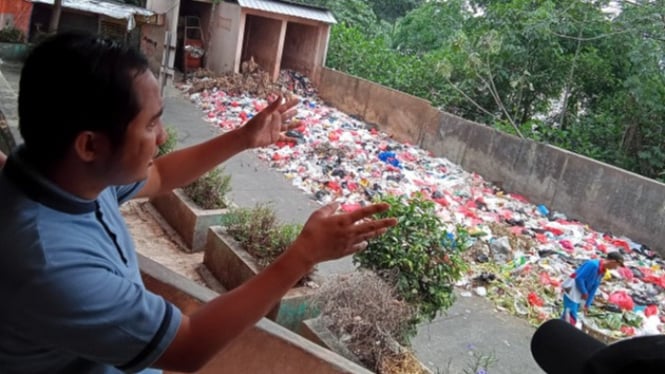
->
<box><xmin>318</xmin><ymin>68</ymin><xmax>665</xmax><ymax>255</ymax></box>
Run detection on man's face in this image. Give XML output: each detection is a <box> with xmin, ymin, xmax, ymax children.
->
<box><xmin>606</xmin><ymin>260</ymin><xmax>622</xmax><ymax>270</ymax></box>
<box><xmin>108</xmin><ymin>70</ymin><xmax>166</xmax><ymax>184</ymax></box>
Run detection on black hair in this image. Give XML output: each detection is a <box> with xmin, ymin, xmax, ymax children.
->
<box><xmin>18</xmin><ymin>32</ymin><xmax>150</xmax><ymax>166</ymax></box>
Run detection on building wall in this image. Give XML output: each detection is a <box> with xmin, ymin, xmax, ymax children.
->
<box><xmin>0</xmin><ymin>0</ymin><xmax>32</xmax><ymax>38</ymax></box>
<box><xmin>281</xmin><ymin>22</ymin><xmax>318</xmax><ymax>77</ymax></box>
<box><xmin>207</xmin><ymin>2</ymin><xmax>242</xmax><ymax>74</ymax></box>
<box><xmin>242</xmin><ymin>14</ymin><xmax>281</xmax><ymax>75</ymax></box>
<box><xmin>146</xmin><ymin>0</ymin><xmax>180</xmax><ymax>83</ymax></box>
<box><xmin>140</xmin><ymin>24</ymin><xmax>165</xmax><ymax>75</ymax></box>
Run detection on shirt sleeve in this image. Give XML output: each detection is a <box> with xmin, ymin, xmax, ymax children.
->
<box><xmin>12</xmin><ymin>259</ymin><xmax>182</xmax><ymax>373</ymax></box>
<box><xmin>114</xmin><ymin>180</ymin><xmax>147</xmax><ymax>205</ymax></box>
<box><xmin>575</xmin><ymin>262</ymin><xmax>594</xmax><ymax>296</ymax></box>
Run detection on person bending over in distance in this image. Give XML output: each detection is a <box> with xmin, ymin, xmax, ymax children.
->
<box><xmin>561</xmin><ymin>252</ymin><xmax>624</xmax><ymax>326</ymax></box>
<box><xmin>0</xmin><ymin>32</ymin><xmax>397</xmax><ymax>374</ymax></box>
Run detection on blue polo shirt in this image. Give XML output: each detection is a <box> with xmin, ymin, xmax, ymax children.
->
<box><xmin>0</xmin><ymin>147</ymin><xmax>182</xmax><ymax>373</ymax></box>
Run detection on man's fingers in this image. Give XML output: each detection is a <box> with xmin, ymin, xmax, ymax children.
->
<box><xmin>351</xmin><ymin>218</ymin><xmax>396</xmax><ymax>236</ymax></box>
<box><xmin>317</xmin><ymin>202</ymin><xmax>340</xmax><ymax>216</ymax></box>
<box><xmin>280</xmin><ymin>109</ymin><xmax>298</xmax><ymax>124</ymax></box>
<box><xmin>279</xmin><ymin>97</ymin><xmax>299</xmax><ymax>114</ymax></box>
<box><xmin>347</xmin><ymin>203</ymin><xmax>391</xmax><ymax>223</ymax></box>
<box><xmin>278</xmin><ymin>134</ymin><xmax>299</xmax><ymax>143</ymax></box>
<box><xmin>350</xmin><ymin>241</ymin><xmax>369</xmax><ymax>252</ymax></box>
<box><xmin>263</xmin><ymin>95</ymin><xmax>283</xmax><ymax>116</ymax></box>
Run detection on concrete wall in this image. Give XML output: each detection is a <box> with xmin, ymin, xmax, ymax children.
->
<box><xmin>140</xmin><ymin>24</ymin><xmax>165</xmax><ymax>75</ymax></box>
<box><xmin>318</xmin><ymin>68</ymin><xmax>440</xmax><ymax>146</ymax></box>
<box><xmin>146</xmin><ymin>0</ymin><xmax>180</xmax><ymax>84</ymax></box>
<box><xmin>242</xmin><ymin>14</ymin><xmax>282</xmax><ymax>77</ymax></box>
<box><xmin>139</xmin><ymin>255</ymin><xmax>371</xmax><ymax>374</ymax></box>
<box><xmin>318</xmin><ymin>68</ymin><xmax>665</xmax><ymax>255</ymax></box>
<box><xmin>207</xmin><ymin>2</ymin><xmax>242</xmax><ymax>74</ymax></box>
<box><xmin>282</xmin><ymin>22</ymin><xmax>318</xmax><ymax>77</ymax></box>
<box><xmin>0</xmin><ymin>0</ymin><xmax>32</xmax><ymax>37</ymax></box>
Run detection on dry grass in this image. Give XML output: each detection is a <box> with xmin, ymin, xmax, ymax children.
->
<box><xmin>312</xmin><ymin>270</ymin><xmax>417</xmax><ymax>371</ymax></box>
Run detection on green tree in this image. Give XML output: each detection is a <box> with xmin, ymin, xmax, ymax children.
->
<box><xmin>366</xmin><ymin>0</ymin><xmax>425</xmax><ymax>23</ymax></box>
<box><xmin>391</xmin><ymin>0</ymin><xmax>468</xmax><ymax>54</ymax></box>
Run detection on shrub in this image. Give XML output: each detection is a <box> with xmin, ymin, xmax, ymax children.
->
<box><xmin>156</xmin><ymin>126</ymin><xmax>178</xmax><ymax>157</ymax></box>
<box><xmin>183</xmin><ymin>168</ymin><xmax>231</xmax><ymax>210</ymax></box>
<box><xmin>222</xmin><ymin>203</ymin><xmax>303</xmax><ymax>269</ymax></box>
<box><xmin>353</xmin><ymin>193</ymin><xmax>468</xmax><ymax>326</ymax></box>
<box><xmin>312</xmin><ymin>271</ymin><xmax>417</xmax><ymax>371</ymax></box>
<box><xmin>0</xmin><ymin>27</ymin><xmax>24</xmax><ymax>43</ymax></box>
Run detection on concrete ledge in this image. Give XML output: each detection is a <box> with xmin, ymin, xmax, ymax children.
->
<box><xmin>138</xmin><ymin>254</ymin><xmax>372</xmax><ymax>374</ymax></box>
<box><xmin>203</xmin><ymin>226</ymin><xmax>320</xmax><ymax>326</ymax></box>
<box><xmin>319</xmin><ymin>68</ymin><xmax>438</xmax><ymax>146</ymax></box>
<box><xmin>0</xmin><ymin>42</ymin><xmax>30</xmax><ymax>62</ymax></box>
<box><xmin>150</xmin><ymin>189</ymin><xmax>229</xmax><ymax>252</ymax></box>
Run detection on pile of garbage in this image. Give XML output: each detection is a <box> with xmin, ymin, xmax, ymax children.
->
<box><xmin>180</xmin><ymin>70</ymin><xmax>665</xmax><ymax>340</ymax></box>
<box><xmin>185</xmin><ymin>59</ymin><xmax>317</xmax><ymax>99</ymax></box>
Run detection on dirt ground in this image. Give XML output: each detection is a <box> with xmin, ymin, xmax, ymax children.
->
<box><xmin>120</xmin><ymin>199</ymin><xmax>206</xmax><ymax>285</ymax></box>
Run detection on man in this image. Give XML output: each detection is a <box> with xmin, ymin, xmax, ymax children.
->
<box><xmin>561</xmin><ymin>252</ymin><xmax>624</xmax><ymax>325</ymax></box>
<box><xmin>0</xmin><ymin>32</ymin><xmax>397</xmax><ymax>373</ymax></box>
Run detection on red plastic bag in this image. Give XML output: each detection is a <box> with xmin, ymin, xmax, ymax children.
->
<box><xmin>620</xmin><ymin>326</ymin><xmax>635</xmax><ymax>336</ymax></box>
<box><xmin>618</xmin><ymin>267</ymin><xmax>634</xmax><ymax>281</ymax></box>
<box><xmin>528</xmin><ymin>292</ymin><xmax>544</xmax><ymax>307</ymax></box>
<box><xmin>608</xmin><ymin>291</ymin><xmax>635</xmax><ymax>311</ymax></box>
<box><xmin>539</xmin><ymin>272</ymin><xmax>552</xmax><ymax>286</ymax></box>
<box><xmin>645</xmin><ymin>305</ymin><xmax>659</xmax><ymax>317</ymax></box>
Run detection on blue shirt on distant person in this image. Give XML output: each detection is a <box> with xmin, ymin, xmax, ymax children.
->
<box><xmin>0</xmin><ymin>147</ymin><xmax>181</xmax><ymax>373</ymax></box>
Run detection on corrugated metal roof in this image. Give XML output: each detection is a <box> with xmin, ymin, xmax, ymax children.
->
<box><xmin>30</xmin><ymin>0</ymin><xmax>153</xmax><ymax>30</ymax></box>
<box><xmin>237</xmin><ymin>0</ymin><xmax>336</xmax><ymax>24</ymax></box>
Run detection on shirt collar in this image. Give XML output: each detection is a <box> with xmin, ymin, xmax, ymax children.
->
<box><xmin>3</xmin><ymin>145</ymin><xmax>96</xmax><ymax>214</ymax></box>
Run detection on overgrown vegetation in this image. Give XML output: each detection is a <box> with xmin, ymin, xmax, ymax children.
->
<box><xmin>183</xmin><ymin>168</ymin><xmax>231</xmax><ymax>210</ymax></box>
<box><xmin>222</xmin><ymin>203</ymin><xmax>303</xmax><ymax>269</ymax></box>
<box><xmin>354</xmin><ymin>194</ymin><xmax>468</xmax><ymax>328</ymax></box>
<box><xmin>312</xmin><ymin>271</ymin><xmax>422</xmax><ymax>373</ymax></box>
<box><xmin>0</xmin><ymin>27</ymin><xmax>25</xmax><ymax>43</ymax></box>
<box><xmin>303</xmin><ymin>0</ymin><xmax>665</xmax><ymax>182</ymax></box>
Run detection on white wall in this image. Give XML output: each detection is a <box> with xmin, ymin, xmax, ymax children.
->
<box><xmin>207</xmin><ymin>2</ymin><xmax>242</xmax><ymax>74</ymax></box>
<box><xmin>145</xmin><ymin>0</ymin><xmax>180</xmax><ymax>84</ymax></box>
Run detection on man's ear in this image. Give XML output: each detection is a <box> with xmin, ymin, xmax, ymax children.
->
<box><xmin>72</xmin><ymin>131</ymin><xmax>109</xmax><ymax>162</ymax></box>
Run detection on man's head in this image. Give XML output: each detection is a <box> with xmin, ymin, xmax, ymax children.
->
<box><xmin>19</xmin><ymin>32</ymin><xmax>165</xmax><ymax>182</ymax></box>
<box><xmin>604</xmin><ymin>251</ymin><xmax>624</xmax><ymax>270</ymax></box>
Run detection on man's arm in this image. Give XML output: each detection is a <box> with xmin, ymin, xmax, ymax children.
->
<box><xmin>574</xmin><ymin>261</ymin><xmax>594</xmax><ymax>298</ymax></box>
<box><xmin>135</xmin><ymin>96</ymin><xmax>298</xmax><ymax>199</ymax></box>
<box><xmin>153</xmin><ymin>202</ymin><xmax>397</xmax><ymax>372</ymax></box>
<box><xmin>0</xmin><ymin>150</ymin><xmax>6</xmax><ymax>168</ymax></box>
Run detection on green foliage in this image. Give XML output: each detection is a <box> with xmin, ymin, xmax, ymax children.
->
<box><xmin>353</xmin><ymin>194</ymin><xmax>468</xmax><ymax>326</ymax></box>
<box><xmin>367</xmin><ymin>0</ymin><xmax>425</xmax><ymax>23</ymax></box>
<box><xmin>183</xmin><ymin>168</ymin><xmax>231</xmax><ymax>210</ymax></box>
<box><xmin>156</xmin><ymin>126</ymin><xmax>178</xmax><ymax>157</ymax></box>
<box><xmin>392</xmin><ymin>1</ymin><xmax>467</xmax><ymax>54</ymax></box>
<box><xmin>325</xmin><ymin>0</ymin><xmax>665</xmax><ymax>182</ymax></box>
<box><xmin>290</xmin><ymin>0</ymin><xmax>382</xmax><ymax>34</ymax></box>
<box><xmin>222</xmin><ymin>204</ymin><xmax>302</xmax><ymax>268</ymax></box>
<box><xmin>0</xmin><ymin>27</ymin><xmax>25</xmax><ymax>43</ymax></box>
